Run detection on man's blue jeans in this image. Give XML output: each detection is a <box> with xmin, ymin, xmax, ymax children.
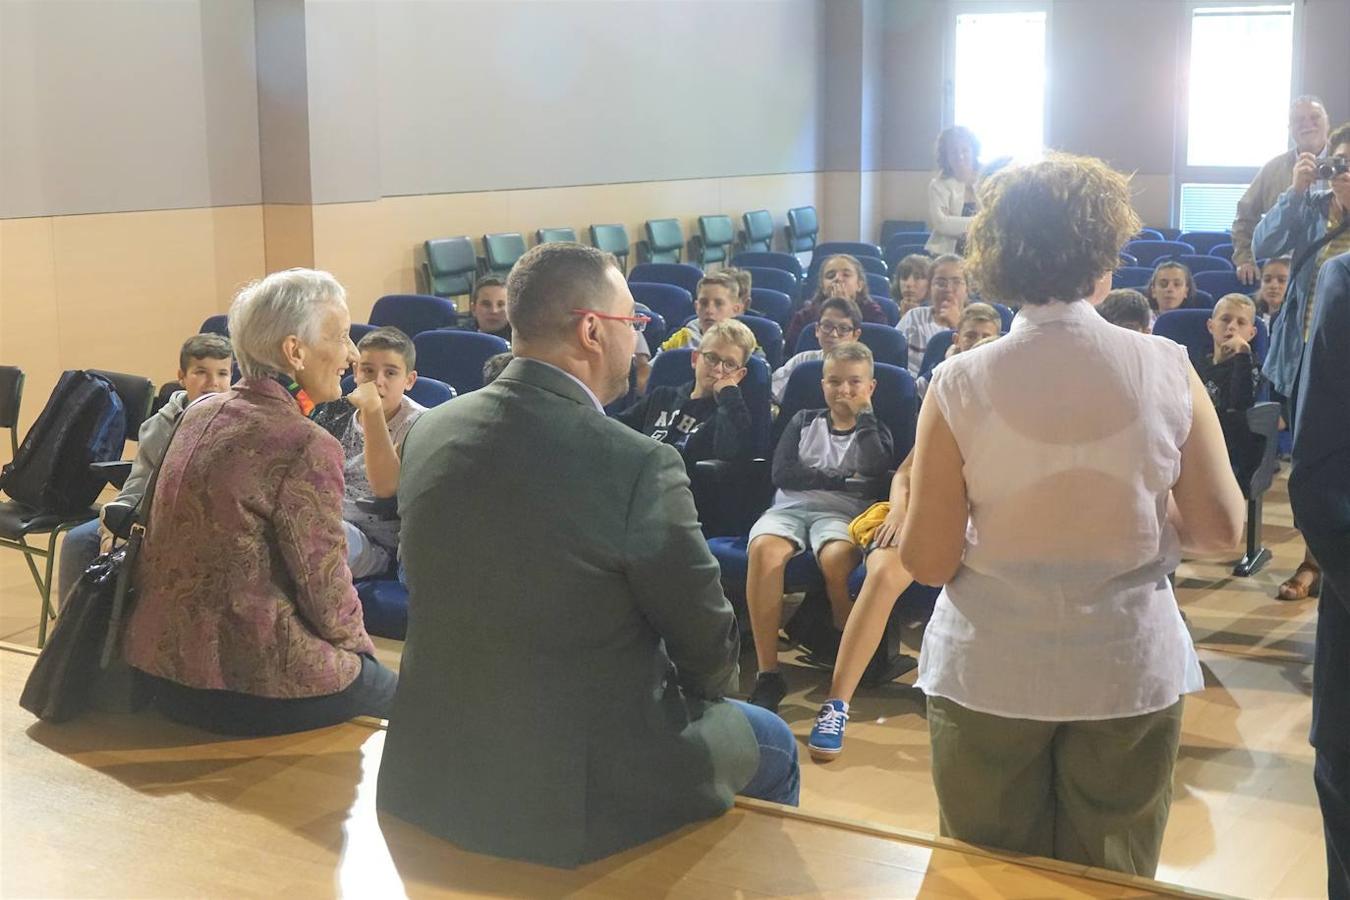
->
<box><xmin>728</xmin><ymin>698</ymin><xmax>800</xmax><ymax>806</ymax></box>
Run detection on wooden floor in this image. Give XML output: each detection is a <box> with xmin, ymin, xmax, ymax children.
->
<box><xmin>1</xmin><ymin>647</ymin><xmax>1218</xmax><ymax>899</ymax></box>
<box><xmin>0</xmin><ymin>474</ymin><xmax>1324</xmax><ymax>898</ymax></box>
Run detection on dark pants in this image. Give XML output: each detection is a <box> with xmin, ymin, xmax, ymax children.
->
<box><xmin>1318</xmin><ymin>748</ymin><xmax>1350</xmax><ymax>900</ymax></box>
<box><xmin>148</xmin><ymin>654</ymin><xmax>398</xmax><ymax>736</ymax></box>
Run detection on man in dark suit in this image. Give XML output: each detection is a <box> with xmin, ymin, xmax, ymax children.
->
<box><xmin>1290</xmin><ymin>251</ymin><xmax>1350</xmax><ymax>899</ymax></box>
<box><xmin>378</xmin><ymin>242</ymin><xmax>798</xmax><ymax>869</ymax></box>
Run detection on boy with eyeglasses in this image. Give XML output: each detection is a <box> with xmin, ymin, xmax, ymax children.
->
<box><xmin>771</xmin><ymin>297</ymin><xmax>864</xmax><ymax>404</ymax></box>
<box><xmin>896</xmin><ymin>254</ymin><xmax>968</xmax><ymax>376</ymax></box>
<box><xmin>616</xmin><ymin>319</ymin><xmax>755</xmax><ymax>463</ymax></box>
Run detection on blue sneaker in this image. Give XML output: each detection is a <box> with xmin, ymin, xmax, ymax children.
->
<box><xmin>808</xmin><ymin>699</ymin><xmax>849</xmax><ymax>761</ymax></box>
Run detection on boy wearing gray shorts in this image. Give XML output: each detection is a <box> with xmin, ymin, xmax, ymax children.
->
<box><xmin>745</xmin><ymin>343</ymin><xmax>894</xmax><ymax>713</ymax></box>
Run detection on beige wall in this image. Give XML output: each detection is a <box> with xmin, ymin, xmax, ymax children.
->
<box><xmin>0</xmin><ymin>208</ymin><xmax>266</xmax><ymax>448</ymax></box>
<box><xmin>310</xmin><ymin>172</ymin><xmax>823</xmax><ymax>321</ymax></box>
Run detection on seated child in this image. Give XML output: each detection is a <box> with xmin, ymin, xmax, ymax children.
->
<box><xmin>727</xmin><ymin>266</ymin><xmax>753</xmax><ymax>312</ymax></box>
<box><xmin>897</xmin><ymin>254</ymin><xmax>968</xmax><ymax>377</ymax></box>
<box><xmin>915</xmin><ymin>301</ymin><xmax>1001</xmax><ymax>397</ymax></box>
<box><xmin>890</xmin><ymin>254</ymin><xmax>933</xmax><ymax>319</ymax></box>
<box><xmin>1097</xmin><ymin>288</ymin><xmax>1153</xmax><ymax>333</ymax></box>
<box><xmin>616</xmin><ymin>319</ymin><xmax>755</xmax><ymax>463</ymax></box>
<box><xmin>1145</xmin><ymin>261</ymin><xmax>1195</xmax><ymax>313</ymax></box>
<box><xmin>660</xmin><ymin>272</ymin><xmax>744</xmax><ymax>351</ymax></box>
<box><xmin>57</xmin><ymin>333</ymin><xmax>234</xmax><ymax>606</ymax></box>
<box><xmin>808</xmin><ymin>453</ymin><xmax>918</xmax><ymax>760</ymax></box>
<box><xmin>312</xmin><ymin>327</ymin><xmax>427</xmax><ymax>579</ymax></box>
<box><xmin>1196</xmin><ymin>293</ymin><xmax>1264</xmax><ymax>482</ymax></box>
<box><xmin>771</xmin><ymin>297</ymin><xmax>863</xmax><ymax>404</ymax></box>
<box><xmin>462</xmin><ymin>275</ymin><xmax>511</xmax><ymax>342</ymax></box>
<box><xmin>482</xmin><ymin>351</ymin><xmax>513</xmax><ymax>387</ymax></box>
<box><xmin>745</xmin><ymin>342</ymin><xmax>895</xmax><ymax>714</ymax></box>
<box><xmin>785</xmin><ymin>255</ymin><xmax>889</xmax><ymax>351</ymax></box>
<box><xmin>1256</xmin><ymin>256</ymin><xmax>1290</xmax><ymax>324</ymax></box>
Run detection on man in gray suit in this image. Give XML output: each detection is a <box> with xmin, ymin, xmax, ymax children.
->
<box><xmin>378</xmin><ymin>242</ymin><xmax>799</xmax><ymax>869</ymax></box>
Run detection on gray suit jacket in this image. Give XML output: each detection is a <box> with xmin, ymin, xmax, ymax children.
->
<box><xmin>377</xmin><ymin>357</ymin><xmax>759</xmax><ymax>868</ymax></box>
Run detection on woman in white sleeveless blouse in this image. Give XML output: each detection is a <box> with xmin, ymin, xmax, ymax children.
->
<box><xmin>899</xmin><ymin>155</ymin><xmax>1245</xmax><ymax>877</ymax></box>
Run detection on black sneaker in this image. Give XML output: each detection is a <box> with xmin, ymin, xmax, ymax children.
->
<box><xmin>748</xmin><ymin>671</ymin><xmax>788</xmax><ymax>713</ymax></box>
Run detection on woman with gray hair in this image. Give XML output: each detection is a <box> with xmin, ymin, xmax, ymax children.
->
<box><xmin>124</xmin><ymin>268</ymin><xmax>396</xmax><ymax>735</ymax></box>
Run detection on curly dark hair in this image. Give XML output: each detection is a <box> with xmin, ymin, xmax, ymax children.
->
<box><xmin>965</xmin><ymin>153</ymin><xmax>1140</xmax><ymax>307</ymax></box>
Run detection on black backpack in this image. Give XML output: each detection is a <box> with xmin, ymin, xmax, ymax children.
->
<box><xmin>0</xmin><ymin>370</ymin><xmax>127</xmax><ymax>515</ymax></box>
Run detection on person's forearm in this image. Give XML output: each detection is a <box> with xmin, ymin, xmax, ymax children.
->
<box><xmin>360</xmin><ymin>409</ymin><xmax>401</xmax><ymax>497</ymax></box>
<box><xmin>889</xmin><ymin>451</ymin><xmax>914</xmax><ymax>506</ymax></box>
<box><xmin>851</xmin><ymin>413</ymin><xmax>895</xmax><ymax>476</ymax></box>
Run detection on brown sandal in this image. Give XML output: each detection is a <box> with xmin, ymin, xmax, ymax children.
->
<box><xmin>1277</xmin><ymin>563</ymin><xmax>1322</xmax><ymax>601</ymax></box>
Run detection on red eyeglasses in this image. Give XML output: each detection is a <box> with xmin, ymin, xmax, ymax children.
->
<box><xmin>571</xmin><ymin>308</ymin><xmax>652</xmax><ymax>333</ymax></box>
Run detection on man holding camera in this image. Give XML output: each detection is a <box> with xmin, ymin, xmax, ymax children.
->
<box><xmin>1232</xmin><ymin>96</ymin><xmax>1332</xmax><ymax>284</ymax></box>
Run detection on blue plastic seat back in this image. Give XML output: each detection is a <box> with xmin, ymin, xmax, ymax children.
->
<box><xmin>884</xmin><ymin>243</ymin><xmax>932</xmax><ymax>268</ymax></box>
<box><xmin>736</xmin><ymin>315</ymin><xmax>784</xmax><ymax>370</ymax></box>
<box><xmin>200</xmin><ymin>314</ymin><xmax>229</xmax><ymax>336</ymax></box>
<box><xmin>628</xmin><ymin>281</ymin><xmax>694</xmax><ymax>328</ymax></box>
<box><xmin>411</xmin><ymin>330</ymin><xmax>510</xmax><ymax>395</ymax></box>
<box><xmin>880</xmin><ymin>220</ymin><xmax>926</xmax><ymax>244</ymax></box>
<box><xmin>918</xmin><ymin>330</ymin><xmax>956</xmax><ymax>383</ymax></box>
<box><xmin>1173</xmin><ymin>254</ymin><xmax>1233</xmax><ymax>274</ymax></box>
<box><xmin>858</xmin><ymin>256</ymin><xmax>889</xmax><ymax>277</ymax></box>
<box><xmin>628</xmin><ymin>262</ymin><xmax>703</xmax><ymax>298</ymax></box>
<box><xmin>1154</xmin><ymin>308</ymin><xmax>1268</xmax><ymax>362</ymax></box>
<box><xmin>813</xmin><ymin>241</ymin><xmax>882</xmax><ymax>261</ymax></box>
<box><xmin>786</xmin><ymin>206</ymin><xmax>819</xmax><ymax>252</ymax></box>
<box><xmin>589</xmin><ymin>224</ymin><xmax>631</xmax><ymax>267</ymax></box>
<box><xmin>884</xmin><ymin>232</ymin><xmax>931</xmax><ymax>258</ymax></box>
<box><xmin>1113</xmin><ymin>266</ymin><xmax>1155</xmax><ymax>289</ymax></box>
<box><xmin>643</xmin><ymin>218</ymin><xmax>685</xmax><ymax>264</ymax></box>
<box><xmin>739</xmin><ymin>266</ymin><xmax>798</xmax><ymax>300</ymax></box>
<box><xmin>1194</xmin><ymin>270</ymin><xmax>1254</xmax><ymax>301</ymax></box>
<box><xmin>647</xmin><ymin>349</ymin><xmax>773</xmax><ymax>458</ymax></box>
<box><xmin>1133</xmin><ymin>228</ymin><xmax>1166</xmax><ymax>242</ymax></box>
<box><xmin>873</xmin><ymin>295</ymin><xmax>902</xmax><ymax>327</ymax></box>
<box><xmin>423</xmin><ymin>237</ymin><xmax>478</xmax><ymax>297</ymax></box>
<box><xmin>1179</xmin><ymin>231</ymin><xmax>1232</xmax><ymax>255</ymax></box>
<box><xmin>776</xmin><ymin>360</ymin><xmax>917</xmax><ymax>464</ymax></box>
<box><xmin>349</xmin><ymin>323</ymin><xmax>377</xmax><ymax>345</ymax></box>
<box><xmin>1119</xmin><ymin>252</ymin><xmax>1138</xmax><ymax>267</ymax></box>
<box><xmin>1192</xmin><ymin>289</ymin><xmax>1216</xmax><ymax>309</ymax></box>
<box><xmin>483</xmin><ymin>232</ymin><xmax>527</xmax><ymax>273</ymax></box>
<box><xmin>369</xmin><ymin>294</ymin><xmax>460</xmax><ymax>338</ymax></box>
<box><xmin>991</xmin><ymin>303</ymin><xmax>1014</xmax><ymax>332</ymax></box>
<box><xmin>1209</xmin><ymin>242</ymin><xmax>1235</xmax><ymax>262</ymax></box>
<box><xmin>748</xmin><ymin>288</ymin><xmax>792</xmax><ymax>329</ymax></box>
<box><xmin>696</xmin><ymin>215</ymin><xmax>735</xmax><ymax>265</ymax></box>
<box><xmin>865</xmin><ymin>272</ymin><xmax>891</xmax><ymax>299</ymax></box>
<box><xmin>1123</xmin><ymin>240</ymin><xmax>1196</xmax><ymax>266</ymax></box>
<box><xmin>731</xmin><ymin>251</ymin><xmax>804</xmax><ymax>281</ymax></box>
<box><xmin>741</xmin><ymin>210</ymin><xmax>775</xmax><ymax>252</ymax></box>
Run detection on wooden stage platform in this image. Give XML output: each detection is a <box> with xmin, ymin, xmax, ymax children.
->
<box><xmin>0</xmin><ymin>644</ymin><xmax>1224</xmax><ymax>898</ymax></box>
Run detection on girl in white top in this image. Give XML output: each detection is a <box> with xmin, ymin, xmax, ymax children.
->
<box><xmin>925</xmin><ymin>126</ymin><xmax>981</xmax><ymax>256</ymax></box>
<box><xmin>899</xmin><ymin>154</ymin><xmax>1245</xmax><ymax>877</ymax></box>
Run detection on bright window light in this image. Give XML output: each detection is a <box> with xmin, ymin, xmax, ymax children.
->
<box><xmin>954</xmin><ymin>11</ymin><xmax>1047</xmax><ymax>165</ymax></box>
<box><xmin>1187</xmin><ymin>5</ymin><xmax>1293</xmax><ymax>167</ymax></box>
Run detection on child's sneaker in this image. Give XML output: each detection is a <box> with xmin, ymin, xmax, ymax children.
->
<box><xmin>747</xmin><ymin>671</ymin><xmax>788</xmax><ymax>713</ymax></box>
<box><xmin>808</xmin><ymin>699</ymin><xmax>849</xmax><ymax>761</ymax></box>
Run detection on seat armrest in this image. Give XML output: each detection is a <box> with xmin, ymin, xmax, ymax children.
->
<box><xmin>90</xmin><ymin>460</ymin><xmax>133</xmax><ymax>489</ymax></box>
<box><xmin>689</xmin><ymin>459</ymin><xmax>773</xmax><ymax>538</ymax></box>
<box><xmin>846</xmin><ymin>472</ymin><xmax>893</xmax><ymax>500</ymax></box>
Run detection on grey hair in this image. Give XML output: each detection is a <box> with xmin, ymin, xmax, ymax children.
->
<box><xmin>227</xmin><ymin>268</ymin><xmax>348</xmax><ymax>380</ymax></box>
<box><xmin>1290</xmin><ymin>95</ymin><xmax>1327</xmax><ymax>118</ymax></box>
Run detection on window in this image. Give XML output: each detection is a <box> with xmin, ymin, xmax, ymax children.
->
<box><xmin>1186</xmin><ymin>4</ymin><xmax>1294</xmax><ymax>168</ymax></box>
<box><xmin>952</xmin><ymin>9</ymin><xmax>1048</xmax><ymax>165</ymax></box>
<box><xmin>1179</xmin><ymin>183</ymin><xmax>1250</xmax><ymax>232</ymax></box>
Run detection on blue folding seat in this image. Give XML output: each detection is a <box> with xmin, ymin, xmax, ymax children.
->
<box><xmin>740</xmin><ymin>266</ymin><xmax>798</xmax><ymax>301</ymax></box>
<box><xmin>628</xmin><ymin>281</ymin><xmax>694</xmax><ymax>328</ymax></box>
<box><xmin>1173</xmin><ymin>254</ymin><xmax>1233</xmax><ymax>275</ymax></box>
<box><xmin>589</xmin><ymin>223</ymin><xmax>631</xmax><ymax>272</ymax></box>
<box><xmin>731</xmin><ymin>251</ymin><xmax>804</xmax><ymax>281</ymax></box>
<box><xmin>691</xmin><ymin>215</ymin><xmax>736</xmax><ymax>267</ymax></box>
<box><xmin>412</xmin><ymin>330</ymin><xmax>510</xmax><ymax>395</ymax></box>
<box><xmin>628</xmin><ymin>262</ymin><xmax>703</xmax><ymax>298</ymax></box>
<box><xmin>748</xmin><ymin>288</ymin><xmax>792</xmax><ymax>330</ymax></box>
<box><xmin>1123</xmin><ymin>240</ymin><xmax>1196</xmax><ymax>266</ymax></box>
<box><xmin>786</xmin><ymin>206</ymin><xmax>818</xmax><ymax>253</ymax></box>
<box><xmin>1191</xmin><ymin>289</ymin><xmax>1216</xmax><ymax>309</ymax></box>
<box><xmin>740</xmin><ymin>209</ymin><xmax>775</xmax><ymax>253</ymax></box>
<box><xmin>879</xmin><ymin>220</ymin><xmax>926</xmax><ymax>245</ymax></box>
<box><xmin>422</xmin><ymin>236</ymin><xmax>478</xmax><ymax>297</ymax></box>
<box><xmin>1113</xmin><ymin>266</ymin><xmax>1155</xmax><ymax>289</ymax></box>
<box><xmin>199</xmin><ymin>315</ymin><xmax>229</xmax><ymax>336</ymax></box>
<box><xmin>873</xmin><ymin>295</ymin><xmax>902</xmax><ymax>327</ymax></box>
<box><xmin>884</xmin><ymin>243</ymin><xmax>932</xmax><ymax>268</ymax></box>
<box><xmin>883</xmin><ymin>233</ymin><xmax>932</xmax><ymax>265</ymax></box>
<box><xmin>794</xmin><ymin>322</ymin><xmax>909</xmax><ymax>369</ymax></box>
<box><xmin>813</xmin><ymin>241</ymin><xmax>883</xmax><ymax>261</ymax></box>
<box><xmin>1209</xmin><ymin>243</ymin><xmax>1235</xmax><ymax>263</ymax></box>
<box><xmin>1154</xmin><ymin>227</ymin><xmax>1183</xmax><ymax>241</ymax></box>
<box><xmin>638</xmin><ymin>218</ymin><xmax>685</xmax><ymax>264</ymax></box>
<box><xmin>1119</xmin><ymin>252</ymin><xmax>1138</xmax><ymax>267</ymax></box>
<box><xmin>1179</xmin><ymin>231</ymin><xmax>1232</xmax><ymax>255</ymax></box>
<box><xmin>865</xmin><ymin>272</ymin><xmax>891</xmax><ymax>299</ymax></box>
<box><xmin>736</xmin><ymin>315</ymin><xmax>784</xmax><ymax>370</ymax></box>
<box><xmin>1133</xmin><ymin>228</ymin><xmax>1166</xmax><ymax>242</ymax></box>
<box><xmin>1194</xmin><ymin>270</ymin><xmax>1253</xmax><ymax>301</ymax></box>
<box><xmin>349</xmin><ymin>323</ymin><xmax>377</xmax><ymax>345</ymax></box>
<box><xmin>858</xmin><ymin>256</ymin><xmax>889</xmax><ymax>277</ymax></box>
<box><xmin>918</xmin><ymin>330</ymin><xmax>956</xmax><ymax>384</ymax></box>
<box><xmin>369</xmin><ymin>294</ymin><xmax>459</xmax><ymax>338</ymax></box>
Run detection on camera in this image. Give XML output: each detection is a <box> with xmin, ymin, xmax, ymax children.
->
<box><xmin>1316</xmin><ymin>156</ymin><xmax>1349</xmax><ymax>180</ymax></box>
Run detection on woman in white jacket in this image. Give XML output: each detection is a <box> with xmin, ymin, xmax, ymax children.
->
<box><xmin>925</xmin><ymin>126</ymin><xmax>981</xmax><ymax>256</ymax></box>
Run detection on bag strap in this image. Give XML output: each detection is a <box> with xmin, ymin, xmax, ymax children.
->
<box><xmin>100</xmin><ymin>401</ymin><xmax>195</xmax><ymax>667</ymax></box>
